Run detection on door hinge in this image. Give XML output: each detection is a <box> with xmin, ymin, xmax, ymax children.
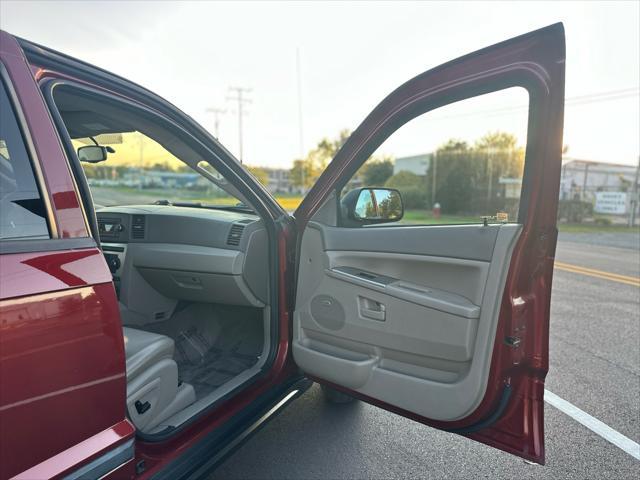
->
<box><xmin>135</xmin><ymin>459</ymin><xmax>146</xmax><ymax>475</ymax></box>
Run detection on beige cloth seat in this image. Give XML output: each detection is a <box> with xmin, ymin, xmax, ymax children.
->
<box><xmin>123</xmin><ymin>327</ymin><xmax>195</xmax><ymax>432</ymax></box>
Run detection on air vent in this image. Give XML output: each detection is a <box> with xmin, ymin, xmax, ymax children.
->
<box><xmin>131</xmin><ymin>215</ymin><xmax>146</xmax><ymax>239</ymax></box>
<box><xmin>226</xmin><ymin>223</ymin><xmax>245</xmax><ymax>246</ymax></box>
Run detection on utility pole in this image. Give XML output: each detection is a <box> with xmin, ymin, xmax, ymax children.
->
<box><xmin>431</xmin><ymin>153</ymin><xmax>437</xmax><ymax>206</ymax></box>
<box><xmin>629</xmin><ymin>155</ymin><xmax>639</xmax><ymax>227</ymax></box>
<box><xmin>582</xmin><ymin>162</ymin><xmax>590</xmax><ymax>201</ymax></box>
<box><xmin>205</xmin><ymin>107</ymin><xmax>226</xmax><ymax>138</ymax></box>
<box><xmin>487</xmin><ymin>147</ymin><xmax>494</xmax><ymax>207</ymax></box>
<box><xmin>296</xmin><ymin>48</ymin><xmax>305</xmax><ymax>190</ymax></box>
<box><xmin>227</xmin><ymin>87</ymin><xmax>252</xmax><ymax>163</ymax></box>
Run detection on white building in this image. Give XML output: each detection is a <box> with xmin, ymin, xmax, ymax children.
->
<box><xmin>560</xmin><ymin>157</ymin><xmax>638</xmax><ymax>202</ymax></box>
<box><xmin>263</xmin><ymin>168</ymin><xmax>301</xmax><ymax>194</ymax></box>
<box><xmin>393</xmin><ymin>153</ymin><xmax>433</xmax><ymax>176</ymax></box>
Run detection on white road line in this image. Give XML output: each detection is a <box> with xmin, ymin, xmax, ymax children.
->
<box><xmin>545</xmin><ymin>389</ymin><xmax>640</xmax><ymax>461</ymax></box>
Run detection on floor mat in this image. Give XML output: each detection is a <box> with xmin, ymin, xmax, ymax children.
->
<box><xmin>173</xmin><ymin>325</ymin><xmax>261</xmax><ymax>397</ymax></box>
<box><xmin>134</xmin><ymin>303</ymin><xmax>264</xmax><ymax>398</ymax></box>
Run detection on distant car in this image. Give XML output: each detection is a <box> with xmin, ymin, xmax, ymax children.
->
<box><xmin>0</xmin><ymin>24</ymin><xmax>565</xmax><ymax>479</ymax></box>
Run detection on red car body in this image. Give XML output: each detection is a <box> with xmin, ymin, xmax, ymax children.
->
<box><xmin>0</xmin><ymin>23</ymin><xmax>565</xmax><ymax>480</ymax></box>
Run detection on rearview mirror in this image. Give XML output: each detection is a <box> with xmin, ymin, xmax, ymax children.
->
<box><xmin>341</xmin><ymin>188</ymin><xmax>404</xmax><ymax>225</ymax></box>
<box><xmin>77</xmin><ymin>145</ymin><xmax>108</xmax><ymax>163</ymax></box>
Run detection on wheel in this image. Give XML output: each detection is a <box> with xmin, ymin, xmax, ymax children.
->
<box><xmin>320</xmin><ymin>384</ymin><xmax>355</xmax><ymax>404</ymax></box>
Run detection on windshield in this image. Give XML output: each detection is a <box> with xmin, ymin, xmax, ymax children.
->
<box><xmin>73</xmin><ymin>131</ymin><xmax>245</xmax><ymax>209</ymax></box>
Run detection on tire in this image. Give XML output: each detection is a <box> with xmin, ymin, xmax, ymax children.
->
<box><xmin>320</xmin><ymin>384</ymin><xmax>355</xmax><ymax>404</ymax></box>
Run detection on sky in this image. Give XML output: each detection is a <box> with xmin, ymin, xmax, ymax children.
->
<box><xmin>1</xmin><ymin>1</ymin><xmax>638</xmax><ymax>168</ymax></box>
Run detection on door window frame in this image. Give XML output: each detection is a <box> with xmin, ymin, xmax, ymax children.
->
<box><xmin>335</xmin><ymin>85</ymin><xmax>532</xmax><ymax>228</ymax></box>
<box><xmin>0</xmin><ymin>62</ymin><xmax>59</xmax><ymax>253</ymax></box>
<box><xmin>296</xmin><ymin>36</ymin><xmax>564</xmax><ymax>236</ymax></box>
<box><xmin>38</xmin><ymin>77</ymin><xmax>289</xmax><ymax>442</ymax></box>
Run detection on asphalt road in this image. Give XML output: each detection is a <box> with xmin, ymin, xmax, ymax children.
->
<box><xmin>210</xmin><ymin>235</ymin><xmax>640</xmax><ymax>480</ymax></box>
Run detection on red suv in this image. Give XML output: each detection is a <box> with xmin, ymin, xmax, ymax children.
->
<box><xmin>0</xmin><ymin>23</ymin><xmax>565</xmax><ymax>479</ymax></box>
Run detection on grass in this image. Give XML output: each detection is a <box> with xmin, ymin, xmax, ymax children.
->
<box><xmin>400</xmin><ymin>210</ymin><xmax>480</xmax><ymax>225</ymax></box>
<box><xmin>557</xmin><ymin>223</ymin><xmax>639</xmax><ymax>234</ymax></box>
<box><xmin>92</xmin><ymin>185</ymin><xmax>304</xmax><ymax>209</ymax></box>
<box><xmin>273</xmin><ymin>196</ymin><xmax>303</xmax><ymax>211</ymax></box>
<box><xmin>91</xmin><ymin>187</ymin><xmax>639</xmax><ymax>233</ymax></box>
<box><xmin>400</xmin><ymin>210</ymin><xmax>640</xmax><ymax>232</ymax></box>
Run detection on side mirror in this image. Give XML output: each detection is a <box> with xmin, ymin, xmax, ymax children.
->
<box><xmin>341</xmin><ymin>188</ymin><xmax>404</xmax><ymax>225</ymax></box>
<box><xmin>77</xmin><ymin>145</ymin><xmax>108</xmax><ymax>163</ymax></box>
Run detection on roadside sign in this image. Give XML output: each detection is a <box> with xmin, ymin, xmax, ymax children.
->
<box><xmin>594</xmin><ymin>191</ymin><xmax>627</xmax><ymax>215</ymax></box>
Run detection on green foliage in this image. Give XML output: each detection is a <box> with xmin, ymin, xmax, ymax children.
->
<box><xmin>384</xmin><ymin>170</ymin><xmax>423</xmax><ymax>189</ymax></box>
<box><xmin>359</xmin><ymin>158</ymin><xmax>394</xmax><ymax>186</ymax></box>
<box><xmin>426</xmin><ymin>132</ymin><xmax>525</xmax><ymax>215</ymax></box>
<box><xmin>594</xmin><ymin>216</ymin><xmax>613</xmax><ymax>226</ymax></box>
<box><xmin>558</xmin><ymin>200</ymin><xmax>593</xmax><ymax>223</ymax></box>
<box><xmin>377</xmin><ymin>190</ymin><xmax>403</xmax><ymax>219</ymax></box>
<box><xmin>429</xmin><ymin>140</ymin><xmax>474</xmax><ymax>213</ymax></box>
<box><xmin>289</xmin><ymin>159</ymin><xmax>319</xmax><ymax>189</ymax></box>
<box><xmin>399</xmin><ymin>186</ymin><xmax>428</xmax><ymax>209</ymax></box>
<box><xmin>290</xmin><ymin>129</ymin><xmax>351</xmax><ymax>188</ymax></box>
<box><xmin>247</xmin><ymin>166</ymin><xmax>268</xmax><ymax>186</ymax></box>
<box><xmin>384</xmin><ymin>172</ymin><xmax>427</xmax><ymax>209</ymax></box>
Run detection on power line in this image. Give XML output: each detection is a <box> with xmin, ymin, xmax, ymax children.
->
<box><xmin>205</xmin><ymin>107</ymin><xmax>226</xmax><ymax>139</ymax></box>
<box><xmin>429</xmin><ymin>87</ymin><xmax>640</xmax><ymax>121</ymax></box>
<box><xmin>226</xmin><ymin>86</ymin><xmax>252</xmax><ymax>163</ymax></box>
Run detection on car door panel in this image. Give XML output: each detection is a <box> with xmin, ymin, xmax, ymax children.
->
<box><xmin>0</xmin><ymin>31</ymin><xmax>133</xmax><ymax>479</ymax></box>
<box><xmin>294</xmin><ymin>23</ymin><xmax>564</xmax><ymax>463</ymax></box>
<box><xmin>294</xmin><ymin>221</ymin><xmax>521</xmax><ymax>421</ymax></box>
<box><xmin>319</xmin><ymin>222</ymin><xmax>501</xmax><ymax>261</ymax></box>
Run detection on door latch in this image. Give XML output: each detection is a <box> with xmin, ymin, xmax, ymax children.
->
<box><xmin>504</xmin><ymin>336</ymin><xmax>522</xmax><ymax>348</ymax></box>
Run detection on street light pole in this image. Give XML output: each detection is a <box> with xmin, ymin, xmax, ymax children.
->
<box><xmin>296</xmin><ymin>48</ymin><xmax>305</xmax><ymax>190</ymax></box>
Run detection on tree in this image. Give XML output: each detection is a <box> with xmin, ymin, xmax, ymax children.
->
<box><xmin>247</xmin><ymin>166</ymin><xmax>269</xmax><ymax>186</ymax></box>
<box><xmin>384</xmin><ymin>171</ymin><xmax>428</xmax><ymax>209</ymax></box>
<box><xmin>425</xmin><ymin>132</ymin><xmax>526</xmax><ymax>215</ymax></box>
<box><xmin>385</xmin><ymin>170</ymin><xmax>422</xmax><ymax>189</ymax></box>
<box><xmin>290</xmin><ymin>129</ymin><xmax>351</xmax><ymax>188</ymax></box>
<box><xmin>474</xmin><ymin>131</ymin><xmax>524</xmax><ymax>180</ymax></box>
<box><xmin>150</xmin><ymin>162</ymin><xmax>172</xmax><ymax>171</ymax></box>
<box><xmin>360</xmin><ymin>158</ymin><xmax>394</xmax><ymax>186</ymax></box>
<box><xmin>289</xmin><ymin>159</ymin><xmax>319</xmax><ymax>189</ymax></box>
<box><xmin>312</xmin><ymin>129</ymin><xmax>351</xmax><ymax>170</ymax></box>
<box><xmin>428</xmin><ymin>139</ymin><xmax>475</xmax><ymax>213</ymax></box>
<box><xmin>377</xmin><ymin>190</ymin><xmax>403</xmax><ymax>219</ymax></box>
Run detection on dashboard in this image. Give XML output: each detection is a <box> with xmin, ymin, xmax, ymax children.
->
<box><xmin>97</xmin><ymin>205</ymin><xmax>269</xmax><ymax>324</ymax></box>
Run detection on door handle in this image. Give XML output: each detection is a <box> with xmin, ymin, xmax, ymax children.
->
<box><xmin>361</xmin><ymin>307</ymin><xmax>386</xmax><ymax>321</ymax></box>
<box><xmin>359</xmin><ymin>296</ymin><xmax>386</xmax><ymax>321</ymax></box>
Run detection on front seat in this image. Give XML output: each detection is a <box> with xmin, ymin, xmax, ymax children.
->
<box><xmin>123</xmin><ymin>327</ymin><xmax>196</xmax><ymax>432</ymax></box>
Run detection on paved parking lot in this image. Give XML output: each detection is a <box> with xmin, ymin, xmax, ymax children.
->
<box><xmin>211</xmin><ymin>233</ymin><xmax>640</xmax><ymax>479</ymax></box>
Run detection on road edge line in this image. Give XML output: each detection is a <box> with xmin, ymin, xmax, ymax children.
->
<box><xmin>544</xmin><ymin>389</ymin><xmax>640</xmax><ymax>461</ymax></box>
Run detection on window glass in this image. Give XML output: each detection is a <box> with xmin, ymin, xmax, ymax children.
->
<box><xmin>343</xmin><ymin>87</ymin><xmax>529</xmax><ymax>225</ymax></box>
<box><xmin>71</xmin><ymin>132</ymin><xmax>243</xmax><ymax>208</ymax></box>
<box><xmin>0</xmin><ymin>82</ymin><xmax>49</xmax><ymax>240</ymax></box>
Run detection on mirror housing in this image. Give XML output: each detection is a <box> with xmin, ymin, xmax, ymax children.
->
<box><xmin>77</xmin><ymin>145</ymin><xmax>108</xmax><ymax>163</ymax></box>
<box><xmin>341</xmin><ymin>188</ymin><xmax>404</xmax><ymax>226</ymax></box>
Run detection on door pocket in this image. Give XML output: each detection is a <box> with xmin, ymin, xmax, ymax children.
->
<box><xmin>293</xmin><ymin>338</ymin><xmax>378</xmax><ymax>389</ymax></box>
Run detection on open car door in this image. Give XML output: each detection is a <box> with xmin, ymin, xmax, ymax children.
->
<box><xmin>292</xmin><ymin>24</ymin><xmax>565</xmax><ymax>464</ymax></box>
